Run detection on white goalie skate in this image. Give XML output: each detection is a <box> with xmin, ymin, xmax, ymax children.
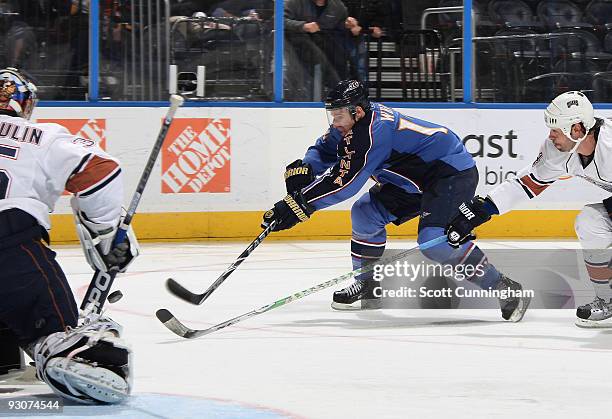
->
<box><xmin>575</xmin><ymin>297</ymin><xmax>612</xmax><ymax>328</ymax></box>
<box><xmin>32</xmin><ymin>312</ymin><xmax>132</xmax><ymax>404</ymax></box>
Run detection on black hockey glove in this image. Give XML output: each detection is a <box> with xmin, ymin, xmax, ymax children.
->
<box><xmin>103</xmin><ymin>241</ymin><xmax>131</xmax><ymax>271</ymax></box>
<box><xmin>284</xmin><ymin>159</ymin><xmax>314</xmax><ymax>194</ymax></box>
<box><xmin>262</xmin><ymin>193</ymin><xmax>315</xmax><ymax>232</ymax></box>
<box><xmin>445</xmin><ymin>196</ymin><xmax>497</xmax><ymax>248</ymax></box>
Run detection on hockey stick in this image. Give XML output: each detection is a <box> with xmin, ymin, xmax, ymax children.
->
<box><xmin>166</xmin><ymin>220</ymin><xmax>277</xmax><ymax>305</ymax></box>
<box><xmin>81</xmin><ymin>94</ymin><xmax>184</xmax><ymax>313</ymax></box>
<box><xmin>156</xmin><ymin>235</ymin><xmax>447</xmax><ymax>339</ymax></box>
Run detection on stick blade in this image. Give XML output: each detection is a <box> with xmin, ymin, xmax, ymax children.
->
<box><xmin>166</xmin><ymin>278</ymin><xmax>203</xmax><ymax>305</ymax></box>
<box><xmin>156</xmin><ymin>309</ymin><xmax>196</xmax><ymax>338</ymax></box>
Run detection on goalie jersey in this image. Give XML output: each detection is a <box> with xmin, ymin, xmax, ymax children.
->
<box><xmin>0</xmin><ymin>114</ymin><xmax>123</xmax><ymax>230</ymax></box>
<box><xmin>488</xmin><ymin>118</ymin><xmax>612</xmax><ymax>214</ymax></box>
<box><xmin>301</xmin><ymin>102</ymin><xmax>474</xmax><ymax>210</ymax></box>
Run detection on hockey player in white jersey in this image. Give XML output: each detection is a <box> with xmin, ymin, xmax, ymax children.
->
<box><xmin>0</xmin><ymin>68</ymin><xmax>138</xmax><ymax>403</ymax></box>
<box><xmin>445</xmin><ymin>91</ymin><xmax>612</xmax><ymax>328</ymax></box>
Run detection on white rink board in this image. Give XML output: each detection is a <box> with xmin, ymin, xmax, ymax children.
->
<box><xmin>31</xmin><ymin>106</ymin><xmax>612</xmax><ymax>215</ymax></box>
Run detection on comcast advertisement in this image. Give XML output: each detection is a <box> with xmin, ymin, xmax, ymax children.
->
<box><xmin>399</xmin><ymin>108</ymin><xmax>612</xmax><ymax>207</ymax></box>
<box><xmin>462</xmin><ymin>129</ymin><xmax>520</xmax><ymax>186</ymax></box>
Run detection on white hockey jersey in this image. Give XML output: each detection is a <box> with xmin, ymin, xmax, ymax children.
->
<box><xmin>0</xmin><ymin>115</ymin><xmax>123</xmax><ymax>230</ymax></box>
<box><xmin>489</xmin><ymin>118</ymin><xmax>612</xmax><ymax>214</ymax></box>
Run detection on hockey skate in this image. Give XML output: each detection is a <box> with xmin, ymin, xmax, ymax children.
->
<box><xmin>575</xmin><ymin>297</ymin><xmax>612</xmax><ymax>328</ymax></box>
<box><xmin>496</xmin><ymin>274</ymin><xmax>531</xmax><ymax>322</ymax></box>
<box><xmin>32</xmin><ymin>312</ymin><xmax>131</xmax><ymax>404</ymax></box>
<box><xmin>331</xmin><ymin>280</ymin><xmax>382</xmax><ymax>310</ymax></box>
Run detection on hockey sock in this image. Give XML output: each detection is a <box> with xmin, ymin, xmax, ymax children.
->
<box><xmin>351</xmin><ymin>236</ymin><xmax>386</xmax><ymax>282</ymax></box>
<box><xmin>418</xmin><ymin>227</ymin><xmax>501</xmax><ymax>289</ymax></box>
<box><xmin>583</xmin><ymin>257</ymin><xmax>612</xmax><ymax>301</ymax></box>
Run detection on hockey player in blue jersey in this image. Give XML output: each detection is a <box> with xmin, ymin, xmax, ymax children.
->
<box><xmin>262</xmin><ymin>79</ymin><xmax>530</xmax><ymax>321</ymax></box>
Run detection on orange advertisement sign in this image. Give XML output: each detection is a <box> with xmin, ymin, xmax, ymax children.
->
<box><xmin>161</xmin><ymin>118</ymin><xmax>231</xmax><ymax>193</ymax></box>
<box><xmin>37</xmin><ymin>119</ymin><xmax>107</xmax><ymax>149</ymax></box>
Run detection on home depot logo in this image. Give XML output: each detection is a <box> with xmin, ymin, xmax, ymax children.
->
<box><xmin>36</xmin><ymin>118</ymin><xmax>107</xmax><ymax>149</ymax></box>
<box><xmin>161</xmin><ymin>118</ymin><xmax>230</xmax><ymax>193</ymax></box>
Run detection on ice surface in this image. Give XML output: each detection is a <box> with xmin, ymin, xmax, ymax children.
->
<box><xmin>3</xmin><ymin>240</ymin><xmax>611</xmax><ymax>419</ymax></box>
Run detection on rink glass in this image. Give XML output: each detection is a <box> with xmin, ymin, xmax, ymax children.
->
<box><xmin>1</xmin><ymin>1</ymin><xmax>609</xmax><ymax>105</ymax></box>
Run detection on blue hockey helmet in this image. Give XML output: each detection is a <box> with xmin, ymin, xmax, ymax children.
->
<box><xmin>0</xmin><ymin>67</ymin><xmax>38</xmax><ymax>120</ymax></box>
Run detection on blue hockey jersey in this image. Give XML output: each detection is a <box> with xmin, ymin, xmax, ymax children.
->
<box><xmin>301</xmin><ymin>103</ymin><xmax>475</xmax><ymax>210</ymax></box>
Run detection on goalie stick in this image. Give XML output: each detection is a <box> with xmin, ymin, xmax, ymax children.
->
<box><xmin>81</xmin><ymin>94</ymin><xmax>184</xmax><ymax>314</ymax></box>
<box><xmin>156</xmin><ymin>235</ymin><xmax>447</xmax><ymax>339</ymax></box>
<box><xmin>166</xmin><ymin>220</ymin><xmax>277</xmax><ymax>305</ymax></box>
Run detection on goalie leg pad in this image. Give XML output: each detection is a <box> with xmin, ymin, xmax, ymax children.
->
<box><xmin>32</xmin><ymin>314</ymin><xmax>132</xmax><ymax>404</ymax></box>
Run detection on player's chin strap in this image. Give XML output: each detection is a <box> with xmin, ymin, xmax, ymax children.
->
<box><xmin>568</xmin><ymin>131</ymin><xmax>589</xmax><ymax>154</ymax></box>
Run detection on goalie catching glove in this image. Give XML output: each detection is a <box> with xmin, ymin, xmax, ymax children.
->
<box><xmin>445</xmin><ymin>196</ymin><xmax>498</xmax><ymax>248</ymax></box>
<box><xmin>262</xmin><ymin>192</ymin><xmax>315</xmax><ymax>232</ymax></box>
<box><xmin>72</xmin><ymin>198</ymin><xmax>139</xmax><ymax>273</ymax></box>
<box><xmin>284</xmin><ymin>159</ymin><xmax>314</xmax><ymax>194</ymax></box>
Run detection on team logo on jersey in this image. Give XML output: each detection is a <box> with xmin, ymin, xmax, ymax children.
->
<box><xmin>532</xmin><ymin>151</ymin><xmax>544</xmax><ymax>167</ymax></box>
<box><xmin>161</xmin><ymin>118</ymin><xmax>231</xmax><ymax>193</ymax></box>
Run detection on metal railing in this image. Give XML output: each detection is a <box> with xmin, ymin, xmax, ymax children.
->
<box><xmin>473</xmin><ymin>32</ymin><xmax>612</xmax><ymax>102</ymax></box>
<box><xmin>168</xmin><ymin>16</ymin><xmax>269</xmax><ymax>100</ymax></box>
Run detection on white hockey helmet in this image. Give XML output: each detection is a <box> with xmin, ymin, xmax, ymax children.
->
<box><xmin>544</xmin><ymin>91</ymin><xmax>595</xmax><ymax>143</ymax></box>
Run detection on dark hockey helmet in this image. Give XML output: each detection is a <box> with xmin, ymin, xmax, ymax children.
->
<box><xmin>0</xmin><ymin>67</ymin><xmax>38</xmax><ymax>120</ymax></box>
<box><xmin>324</xmin><ymin>80</ymin><xmax>370</xmax><ymax>121</ymax></box>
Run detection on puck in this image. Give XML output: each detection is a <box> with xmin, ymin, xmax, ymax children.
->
<box><xmin>108</xmin><ymin>290</ymin><xmax>123</xmax><ymax>303</ymax></box>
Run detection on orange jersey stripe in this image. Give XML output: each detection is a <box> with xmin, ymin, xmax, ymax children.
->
<box><xmin>66</xmin><ymin>156</ymin><xmax>118</xmax><ymax>194</ymax></box>
<box><xmin>585</xmin><ymin>264</ymin><xmax>612</xmax><ymax>281</ymax></box>
<box><xmin>519</xmin><ymin>175</ymin><xmax>549</xmax><ymax>196</ymax></box>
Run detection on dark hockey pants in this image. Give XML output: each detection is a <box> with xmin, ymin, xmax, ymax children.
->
<box><xmin>0</xmin><ymin>209</ymin><xmax>78</xmax><ymax>347</ymax></box>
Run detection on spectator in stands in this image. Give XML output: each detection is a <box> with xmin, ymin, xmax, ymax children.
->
<box><xmin>210</xmin><ymin>0</ymin><xmax>274</xmax><ymax>39</ymax></box>
<box><xmin>0</xmin><ymin>0</ymin><xmax>37</xmax><ymax>69</ymax></box>
<box><xmin>341</xmin><ymin>0</ymin><xmax>390</xmax><ymax>83</ymax></box>
<box><xmin>170</xmin><ymin>0</ymin><xmax>217</xmax><ymax>16</ymax></box>
<box><xmin>210</xmin><ymin>0</ymin><xmax>274</xmax><ymax>23</ymax></box>
<box><xmin>68</xmin><ymin>1</ymin><xmax>89</xmax><ymax>93</ymax></box>
<box><xmin>284</xmin><ymin>0</ymin><xmax>349</xmax><ymax>100</ymax></box>
<box><xmin>342</xmin><ymin>0</ymin><xmax>389</xmax><ymax>39</ymax></box>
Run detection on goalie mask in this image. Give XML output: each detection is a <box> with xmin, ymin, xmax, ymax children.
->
<box><xmin>544</xmin><ymin>91</ymin><xmax>595</xmax><ymax>149</ymax></box>
<box><xmin>0</xmin><ymin>67</ymin><xmax>38</xmax><ymax>120</ymax></box>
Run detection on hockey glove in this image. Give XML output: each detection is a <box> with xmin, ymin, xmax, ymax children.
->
<box><xmin>445</xmin><ymin>196</ymin><xmax>497</xmax><ymax>248</ymax></box>
<box><xmin>262</xmin><ymin>193</ymin><xmax>314</xmax><ymax>232</ymax></box>
<box><xmin>72</xmin><ymin>199</ymin><xmax>140</xmax><ymax>273</ymax></box>
<box><xmin>284</xmin><ymin>159</ymin><xmax>314</xmax><ymax>194</ymax></box>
